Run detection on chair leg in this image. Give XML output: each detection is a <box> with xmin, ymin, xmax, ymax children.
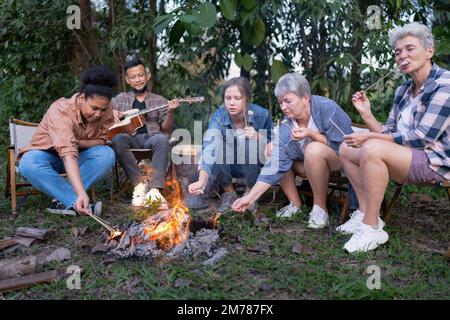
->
<box><xmin>110</xmin><ymin>168</ymin><xmax>115</xmax><ymax>201</ymax></box>
<box><xmin>271</xmin><ymin>186</ymin><xmax>278</xmax><ymax>204</ymax></box>
<box><xmin>10</xmin><ymin>154</ymin><xmax>17</xmax><ymax>217</ymax></box>
<box><xmin>5</xmin><ymin>149</ymin><xmax>12</xmax><ymax>197</ymax></box>
<box><xmin>340</xmin><ymin>195</ymin><xmax>350</xmax><ymax>223</ymax></box>
<box><xmin>383</xmin><ymin>185</ymin><xmax>403</xmax><ymax>224</ymax></box>
<box><xmin>110</xmin><ymin>162</ymin><xmax>121</xmax><ymax>201</ymax></box>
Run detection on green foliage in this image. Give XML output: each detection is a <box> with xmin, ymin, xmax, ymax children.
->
<box><xmin>271</xmin><ymin>59</ymin><xmax>288</xmax><ymax>84</ymax></box>
<box><xmin>0</xmin><ymin>0</ymin><xmax>77</xmax><ymax>147</ymax></box>
<box><xmin>1</xmin><ymin>0</ymin><xmax>450</xmax><ymax>148</ymax></box>
<box><xmin>220</xmin><ymin>0</ymin><xmax>237</xmax><ymax>21</ymax></box>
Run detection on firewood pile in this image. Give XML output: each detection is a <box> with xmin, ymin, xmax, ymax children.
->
<box><xmin>0</xmin><ymin>227</ymin><xmax>71</xmax><ymax>293</ymax></box>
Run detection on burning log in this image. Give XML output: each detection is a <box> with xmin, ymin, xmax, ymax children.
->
<box><xmin>101</xmin><ymin>164</ymin><xmax>226</xmax><ymax>265</ymax></box>
<box><xmin>109</xmin><ymin>205</ymin><xmax>191</xmax><ymax>258</ymax></box>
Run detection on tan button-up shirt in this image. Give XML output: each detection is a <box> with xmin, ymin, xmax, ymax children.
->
<box><xmin>111</xmin><ymin>91</ymin><xmax>169</xmax><ymax>136</ymax></box>
<box><xmin>19</xmin><ymin>94</ymin><xmax>114</xmax><ymax>159</ymax></box>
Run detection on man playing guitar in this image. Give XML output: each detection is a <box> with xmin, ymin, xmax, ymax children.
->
<box><xmin>111</xmin><ymin>58</ymin><xmax>180</xmax><ymax>208</ymax></box>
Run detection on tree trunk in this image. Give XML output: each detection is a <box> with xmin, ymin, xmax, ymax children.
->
<box><xmin>70</xmin><ymin>0</ymin><xmax>92</xmax><ymax>77</ymax></box>
<box><xmin>148</xmin><ymin>0</ymin><xmax>158</xmax><ymax>90</ymax></box>
<box><xmin>318</xmin><ymin>18</ymin><xmax>327</xmax><ymax>95</ymax></box>
<box><xmin>349</xmin><ymin>1</ymin><xmax>369</xmax><ymax>105</ymax></box>
<box><xmin>109</xmin><ymin>0</ymin><xmax>126</xmax><ymax>92</ymax></box>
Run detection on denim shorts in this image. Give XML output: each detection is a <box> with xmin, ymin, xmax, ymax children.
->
<box><xmin>404</xmin><ymin>149</ymin><xmax>445</xmax><ymax>184</ymax></box>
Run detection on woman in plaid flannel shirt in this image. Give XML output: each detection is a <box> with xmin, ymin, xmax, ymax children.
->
<box><xmin>336</xmin><ymin>22</ymin><xmax>450</xmax><ymax>253</ymax></box>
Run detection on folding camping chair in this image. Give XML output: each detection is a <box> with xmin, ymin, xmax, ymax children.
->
<box><xmin>5</xmin><ymin>117</ymin><xmax>96</xmax><ymax>216</ymax></box>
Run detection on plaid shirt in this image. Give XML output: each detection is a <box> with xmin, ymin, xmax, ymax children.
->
<box><xmin>111</xmin><ymin>91</ymin><xmax>169</xmax><ymax>136</ymax></box>
<box><xmin>381</xmin><ymin>63</ymin><xmax>450</xmax><ymax>180</ymax></box>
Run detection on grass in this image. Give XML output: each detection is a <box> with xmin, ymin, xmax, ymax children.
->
<box><xmin>0</xmin><ymin>157</ymin><xmax>449</xmax><ymax>300</ymax></box>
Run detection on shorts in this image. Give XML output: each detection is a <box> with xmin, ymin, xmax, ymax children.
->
<box><xmin>404</xmin><ymin>149</ymin><xmax>445</xmax><ymax>185</ymax></box>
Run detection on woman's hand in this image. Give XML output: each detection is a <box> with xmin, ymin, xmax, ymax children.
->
<box><xmin>74</xmin><ymin>192</ymin><xmax>90</xmax><ymax>215</ymax></box>
<box><xmin>244</xmin><ymin>126</ymin><xmax>258</xmax><ymax>139</ymax></box>
<box><xmin>351</xmin><ymin>91</ymin><xmax>372</xmax><ymax>117</ymax></box>
<box><xmin>113</xmin><ymin>110</ymin><xmax>124</xmax><ymax>123</ymax></box>
<box><xmin>231</xmin><ymin>194</ymin><xmax>253</xmax><ymax>213</ymax></box>
<box><xmin>189</xmin><ymin>180</ymin><xmax>207</xmax><ymax>195</ymax></box>
<box><xmin>344</xmin><ymin>132</ymin><xmax>371</xmax><ymax>148</ymax></box>
<box><xmin>291</xmin><ymin>127</ymin><xmax>310</xmax><ymax>141</ymax></box>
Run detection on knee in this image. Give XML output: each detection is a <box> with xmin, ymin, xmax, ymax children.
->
<box><xmin>339</xmin><ymin>142</ymin><xmax>352</xmax><ymax>161</ymax></box>
<box><xmin>152</xmin><ymin>134</ymin><xmax>169</xmax><ymax>147</ymax></box>
<box><xmin>91</xmin><ymin>146</ymin><xmax>116</xmax><ymax>168</ymax></box>
<box><xmin>111</xmin><ymin>134</ymin><xmax>129</xmax><ymax>149</ymax></box>
<box><xmin>102</xmin><ymin>146</ymin><xmax>116</xmax><ymax>167</ymax></box>
<box><xmin>304</xmin><ymin>142</ymin><xmax>328</xmax><ymax>160</ymax></box>
<box><xmin>360</xmin><ymin>140</ymin><xmax>384</xmax><ymax>162</ymax></box>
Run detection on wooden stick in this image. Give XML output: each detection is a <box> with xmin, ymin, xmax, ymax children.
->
<box><xmin>329</xmin><ymin>119</ymin><xmax>346</xmax><ymax>136</ymax></box>
<box><xmin>84</xmin><ymin>211</ymin><xmax>117</xmax><ymax>234</ymax></box>
<box><xmin>364</xmin><ymin>62</ymin><xmax>407</xmax><ymax>92</ymax></box>
<box><xmin>0</xmin><ymin>270</ymin><xmax>60</xmax><ymax>293</ymax></box>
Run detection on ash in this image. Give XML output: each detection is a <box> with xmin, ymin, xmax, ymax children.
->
<box><xmin>106</xmin><ymin>224</ymin><xmax>228</xmax><ymax>266</ymax></box>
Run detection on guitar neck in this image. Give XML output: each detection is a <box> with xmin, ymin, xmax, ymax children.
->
<box><xmin>132</xmin><ymin>98</ymin><xmax>201</xmax><ymax>117</ymax></box>
<box><xmin>133</xmin><ymin>102</ymin><xmax>169</xmax><ymax>117</ymax></box>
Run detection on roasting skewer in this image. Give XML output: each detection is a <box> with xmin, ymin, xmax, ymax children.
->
<box><xmin>364</xmin><ymin>61</ymin><xmax>408</xmax><ymax>92</ymax></box>
<box><xmin>84</xmin><ymin>210</ymin><xmax>121</xmax><ymax>237</ymax></box>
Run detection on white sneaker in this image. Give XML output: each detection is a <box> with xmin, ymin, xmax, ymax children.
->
<box><xmin>344</xmin><ymin>222</ymin><xmax>389</xmax><ymax>253</ymax></box>
<box><xmin>336</xmin><ymin>210</ymin><xmax>386</xmax><ymax>235</ymax></box>
<box><xmin>336</xmin><ymin>209</ymin><xmax>364</xmax><ymax>234</ymax></box>
<box><xmin>143</xmin><ymin>188</ymin><xmax>167</xmax><ymax>207</ymax></box>
<box><xmin>276</xmin><ymin>202</ymin><xmax>300</xmax><ymax>218</ymax></box>
<box><xmin>131</xmin><ymin>182</ymin><xmax>148</xmax><ymax>207</ymax></box>
<box><xmin>307</xmin><ymin>205</ymin><xmax>328</xmax><ymax>229</ymax></box>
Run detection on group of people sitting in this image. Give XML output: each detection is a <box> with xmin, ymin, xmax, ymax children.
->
<box><xmin>18</xmin><ymin>22</ymin><xmax>449</xmax><ymax>253</ymax></box>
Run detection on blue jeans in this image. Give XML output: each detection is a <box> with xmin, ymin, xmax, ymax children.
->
<box><xmin>19</xmin><ymin>146</ymin><xmax>115</xmax><ymax>209</ymax></box>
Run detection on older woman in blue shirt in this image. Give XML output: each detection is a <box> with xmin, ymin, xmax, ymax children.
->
<box><xmin>232</xmin><ymin>73</ymin><xmax>353</xmax><ymax>228</ymax></box>
<box><xmin>189</xmin><ymin>77</ymin><xmax>273</xmax><ymax>213</ymax></box>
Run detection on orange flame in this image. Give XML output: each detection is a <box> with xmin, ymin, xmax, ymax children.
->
<box><xmin>141</xmin><ymin>171</ymin><xmax>190</xmax><ymax>250</ymax></box>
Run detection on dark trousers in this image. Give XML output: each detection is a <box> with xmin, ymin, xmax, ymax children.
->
<box><xmin>111</xmin><ymin>133</ymin><xmax>169</xmax><ymax>189</ymax></box>
<box><xmin>213</xmin><ymin>163</ymin><xmax>261</xmax><ymax>189</ymax></box>
<box><xmin>213</xmin><ymin>136</ymin><xmax>263</xmax><ymax>189</ymax></box>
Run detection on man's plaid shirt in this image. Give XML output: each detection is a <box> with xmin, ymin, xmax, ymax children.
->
<box><xmin>111</xmin><ymin>91</ymin><xmax>169</xmax><ymax>136</ymax></box>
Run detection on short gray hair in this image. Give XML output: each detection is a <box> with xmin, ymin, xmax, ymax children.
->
<box><xmin>274</xmin><ymin>72</ymin><xmax>311</xmax><ymax>98</ymax></box>
<box><xmin>388</xmin><ymin>22</ymin><xmax>434</xmax><ymax>49</ymax></box>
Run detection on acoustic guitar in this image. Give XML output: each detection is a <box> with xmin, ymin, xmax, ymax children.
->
<box><xmin>108</xmin><ymin>96</ymin><xmax>205</xmax><ymax>140</ymax></box>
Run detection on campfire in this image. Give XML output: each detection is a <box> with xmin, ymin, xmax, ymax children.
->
<box><xmin>100</xmin><ymin>164</ymin><xmax>227</xmax><ymax>264</ymax></box>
